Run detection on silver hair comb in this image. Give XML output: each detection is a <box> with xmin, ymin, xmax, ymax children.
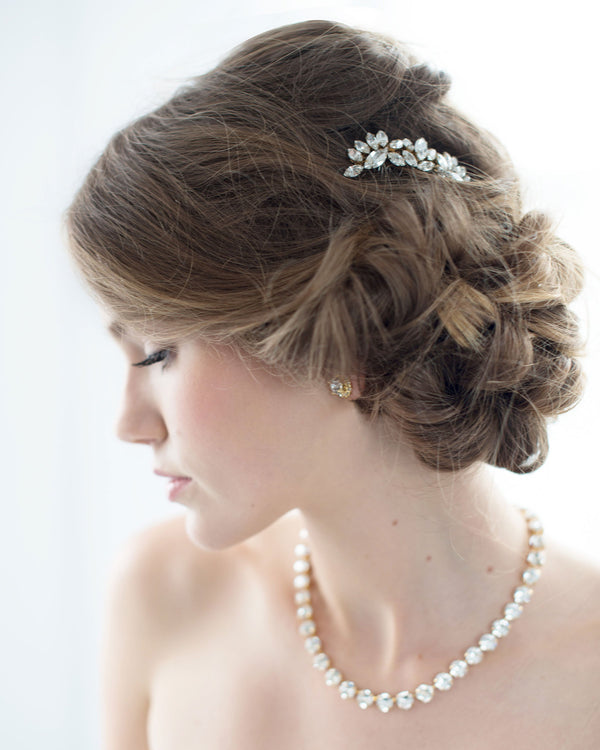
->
<box><xmin>343</xmin><ymin>130</ymin><xmax>470</xmax><ymax>182</ymax></box>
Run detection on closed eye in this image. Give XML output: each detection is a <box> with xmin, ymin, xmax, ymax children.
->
<box><xmin>132</xmin><ymin>349</ymin><xmax>173</xmax><ymax>368</ymax></box>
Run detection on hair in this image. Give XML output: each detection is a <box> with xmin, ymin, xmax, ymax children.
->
<box><xmin>65</xmin><ymin>19</ymin><xmax>585</xmax><ymax>474</ymax></box>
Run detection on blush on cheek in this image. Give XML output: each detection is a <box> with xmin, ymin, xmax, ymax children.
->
<box><xmin>173</xmin><ymin>343</ymin><xmax>328</xmax><ymax>504</ymax></box>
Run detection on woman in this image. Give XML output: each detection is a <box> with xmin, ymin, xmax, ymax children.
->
<box><xmin>66</xmin><ymin>19</ymin><xmax>600</xmax><ymax>749</ymax></box>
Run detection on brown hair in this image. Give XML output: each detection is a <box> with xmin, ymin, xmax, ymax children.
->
<box><xmin>65</xmin><ymin>19</ymin><xmax>585</xmax><ymax>474</ymax></box>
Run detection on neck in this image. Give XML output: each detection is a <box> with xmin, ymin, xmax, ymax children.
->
<box><xmin>294</xmin><ymin>417</ymin><xmax>529</xmax><ymax>687</ymax></box>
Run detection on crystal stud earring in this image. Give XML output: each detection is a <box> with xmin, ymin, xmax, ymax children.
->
<box><xmin>329</xmin><ymin>377</ymin><xmax>352</xmax><ymax>399</ymax></box>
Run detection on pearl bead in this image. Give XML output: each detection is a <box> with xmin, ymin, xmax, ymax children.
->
<box><xmin>293</xmin><ymin>506</ymin><xmax>543</xmax><ymax>712</ymax></box>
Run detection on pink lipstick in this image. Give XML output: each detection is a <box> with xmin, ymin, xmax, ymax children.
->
<box><xmin>166</xmin><ymin>477</ymin><xmax>192</xmax><ymax>502</ymax></box>
<box><xmin>154</xmin><ymin>470</ymin><xmax>192</xmax><ymax>502</ymax></box>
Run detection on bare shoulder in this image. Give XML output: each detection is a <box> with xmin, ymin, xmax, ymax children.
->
<box><xmin>557</xmin><ymin>546</ymin><xmax>600</xmax><ymax>743</ymax></box>
<box><xmin>107</xmin><ymin>509</ymin><xmax>303</xmax><ymax>633</ymax></box>
<box><xmin>107</xmin><ymin>514</ymin><xmax>234</xmax><ymax>632</ymax></box>
<box><xmin>545</xmin><ymin>535</ymin><xmax>600</xmax><ymax>636</ymax></box>
<box><xmin>101</xmin><ymin>515</ymin><xmax>235</xmax><ymax>749</ymax></box>
<box><xmin>529</xmin><ymin>535</ymin><xmax>600</xmax><ymax>742</ymax></box>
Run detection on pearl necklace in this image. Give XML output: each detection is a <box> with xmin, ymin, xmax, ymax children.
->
<box><xmin>293</xmin><ymin>506</ymin><xmax>545</xmax><ymax>713</ymax></box>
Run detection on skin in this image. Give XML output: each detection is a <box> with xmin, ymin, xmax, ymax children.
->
<box><xmin>108</xmin><ymin>323</ymin><xmax>600</xmax><ymax>747</ymax></box>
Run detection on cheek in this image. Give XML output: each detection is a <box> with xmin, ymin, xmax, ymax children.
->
<box><xmin>171</xmin><ymin>366</ymin><xmax>323</xmax><ymax>489</ymax></box>
<box><xmin>170</xmin><ymin>379</ymin><xmax>233</xmax><ymax>457</ymax></box>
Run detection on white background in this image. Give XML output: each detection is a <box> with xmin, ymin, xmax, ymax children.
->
<box><xmin>1</xmin><ymin>1</ymin><xmax>598</xmax><ymax>748</ymax></box>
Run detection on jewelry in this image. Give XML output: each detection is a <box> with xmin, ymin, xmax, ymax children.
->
<box><xmin>293</xmin><ymin>506</ymin><xmax>544</xmax><ymax>713</ymax></box>
<box><xmin>343</xmin><ymin>130</ymin><xmax>471</xmax><ymax>182</ymax></box>
<box><xmin>328</xmin><ymin>377</ymin><xmax>352</xmax><ymax>399</ymax></box>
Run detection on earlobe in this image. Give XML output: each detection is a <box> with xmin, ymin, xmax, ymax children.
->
<box><xmin>328</xmin><ymin>377</ymin><xmax>352</xmax><ymax>399</ymax></box>
<box><xmin>352</xmin><ymin>374</ymin><xmax>365</xmax><ymax>399</ymax></box>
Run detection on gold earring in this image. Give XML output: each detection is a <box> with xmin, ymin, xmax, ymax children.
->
<box><xmin>328</xmin><ymin>377</ymin><xmax>352</xmax><ymax>399</ymax></box>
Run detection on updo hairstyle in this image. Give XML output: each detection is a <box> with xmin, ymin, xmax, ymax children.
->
<box><xmin>66</xmin><ymin>20</ymin><xmax>585</xmax><ymax>474</ymax></box>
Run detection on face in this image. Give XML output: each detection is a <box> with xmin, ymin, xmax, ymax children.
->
<box><xmin>109</xmin><ymin>324</ymin><xmax>342</xmax><ymax>550</ymax></box>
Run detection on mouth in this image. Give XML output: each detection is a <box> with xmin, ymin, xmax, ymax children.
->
<box><xmin>154</xmin><ymin>469</ymin><xmax>191</xmax><ymax>480</ymax></box>
<box><xmin>154</xmin><ymin>470</ymin><xmax>193</xmax><ymax>502</ymax></box>
<box><xmin>165</xmin><ymin>477</ymin><xmax>192</xmax><ymax>501</ymax></box>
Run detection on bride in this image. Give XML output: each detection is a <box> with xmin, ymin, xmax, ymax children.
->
<box><xmin>66</xmin><ymin>19</ymin><xmax>600</xmax><ymax>749</ymax></box>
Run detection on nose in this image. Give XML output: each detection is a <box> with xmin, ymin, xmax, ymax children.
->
<box><xmin>115</xmin><ymin>372</ymin><xmax>167</xmax><ymax>445</ymax></box>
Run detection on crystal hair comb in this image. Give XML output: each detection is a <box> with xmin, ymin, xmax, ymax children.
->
<box><xmin>343</xmin><ymin>130</ymin><xmax>470</xmax><ymax>182</ymax></box>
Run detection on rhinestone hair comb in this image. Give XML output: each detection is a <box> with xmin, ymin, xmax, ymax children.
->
<box><xmin>343</xmin><ymin>130</ymin><xmax>471</xmax><ymax>182</ymax></box>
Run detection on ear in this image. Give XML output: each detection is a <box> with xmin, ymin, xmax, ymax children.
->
<box><xmin>349</xmin><ymin>374</ymin><xmax>365</xmax><ymax>400</ymax></box>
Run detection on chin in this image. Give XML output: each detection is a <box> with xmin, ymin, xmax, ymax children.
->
<box><xmin>182</xmin><ymin>503</ymin><xmax>285</xmax><ymax>553</ymax></box>
<box><xmin>183</xmin><ymin>511</ymin><xmax>223</xmax><ymax>551</ymax></box>
<box><xmin>182</xmin><ymin>508</ymin><xmax>251</xmax><ymax>552</ymax></box>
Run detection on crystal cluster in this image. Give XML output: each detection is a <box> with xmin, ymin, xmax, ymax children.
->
<box><xmin>343</xmin><ymin>130</ymin><xmax>471</xmax><ymax>182</ymax></box>
<box><xmin>293</xmin><ymin>507</ymin><xmax>544</xmax><ymax>713</ymax></box>
<box><xmin>329</xmin><ymin>377</ymin><xmax>352</xmax><ymax>399</ymax></box>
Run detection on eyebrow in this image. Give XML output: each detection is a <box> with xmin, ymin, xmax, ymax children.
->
<box><xmin>107</xmin><ymin>320</ymin><xmax>127</xmax><ymax>340</ymax></box>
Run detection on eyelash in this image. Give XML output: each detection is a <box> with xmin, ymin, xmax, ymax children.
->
<box><xmin>132</xmin><ymin>348</ymin><xmax>174</xmax><ymax>369</ymax></box>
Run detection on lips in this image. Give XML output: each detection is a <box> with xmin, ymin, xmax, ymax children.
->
<box><xmin>165</xmin><ymin>477</ymin><xmax>192</xmax><ymax>501</ymax></box>
<box><xmin>154</xmin><ymin>469</ymin><xmax>191</xmax><ymax>480</ymax></box>
<box><xmin>154</xmin><ymin>470</ymin><xmax>193</xmax><ymax>502</ymax></box>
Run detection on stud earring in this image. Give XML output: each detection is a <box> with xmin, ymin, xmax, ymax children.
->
<box><xmin>328</xmin><ymin>377</ymin><xmax>352</xmax><ymax>399</ymax></box>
